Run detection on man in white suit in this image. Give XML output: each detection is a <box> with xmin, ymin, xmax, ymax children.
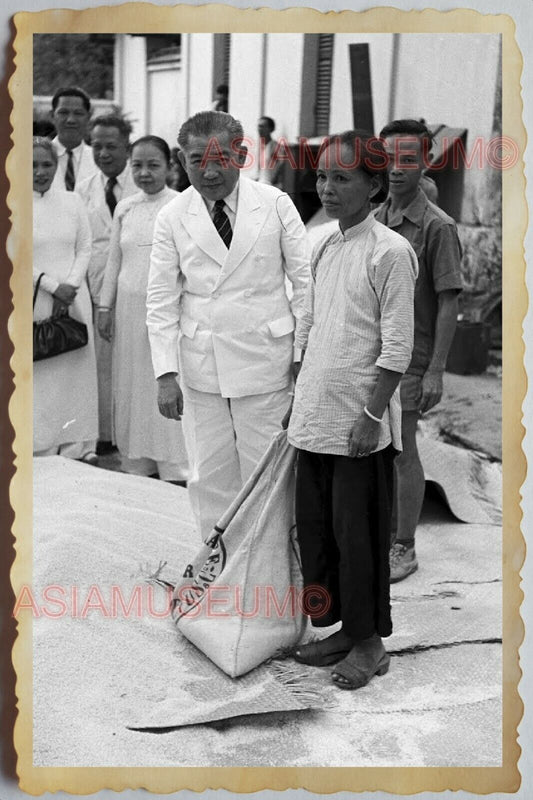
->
<box><xmin>50</xmin><ymin>86</ymin><xmax>97</xmax><ymax>192</ymax></box>
<box><xmin>147</xmin><ymin>111</ymin><xmax>310</xmax><ymax>540</ymax></box>
<box><xmin>77</xmin><ymin>115</ymin><xmax>137</xmax><ymax>447</ymax></box>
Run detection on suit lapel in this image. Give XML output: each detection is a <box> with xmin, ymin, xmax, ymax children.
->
<box><xmin>181</xmin><ymin>189</ymin><xmax>229</xmax><ymax>266</ymax></box>
<box><xmin>216</xmin><ymin>179</ymin><xmax>266</xmax><ymax>286</ymax></box>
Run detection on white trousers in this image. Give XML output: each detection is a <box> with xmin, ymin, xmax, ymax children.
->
<box><xmin>181</xmin><ymin>384</ymin><xmax>292</xmax><ymax>540</ymax></box>
<box><xmin>120</xmin><ymin>455</ymin><xmax>188</xmax><ymax>482</ymax></box>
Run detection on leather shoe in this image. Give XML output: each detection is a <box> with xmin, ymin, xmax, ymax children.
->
<box><xmin>389</xmin><ymin>542</ymin><xmax>418</xmax><ymax>583</ymax></box>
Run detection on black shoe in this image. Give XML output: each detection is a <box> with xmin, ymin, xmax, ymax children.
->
<box><xmin>96</xmin><ymin>440</ymin><xmax>117</xmax><ymax>455</ymax></box>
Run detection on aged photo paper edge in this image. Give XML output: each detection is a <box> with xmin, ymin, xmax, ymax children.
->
<box><xmin>6</xmin><ymin>3</ymin><xmax>526</xmax><ymax>794</ymax></box>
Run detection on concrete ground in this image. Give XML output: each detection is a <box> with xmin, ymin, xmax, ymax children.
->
<box><xmin>424</xmin><ymin>366</ymin><xmax>502</xmax><ymax>461</ymax></box>
<box><xmin>32</xmin><ymin>459</ymin><xmax>502</xmax><ymax>768</ymax></box>
<box><xmin>40</xmin><ymin>369</ymin><xmax>501</xmax><ymax>768</ymax></box>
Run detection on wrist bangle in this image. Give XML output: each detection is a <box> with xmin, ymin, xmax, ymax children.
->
<box><xmin>98</xmin><ymin>306</ymin><xmax>112</xmax><ymax>311</ymax></box>
<box><xmin>364</xmin><ymin>405</ymin><xmax>382</xmax><ymax>423</ymax></box>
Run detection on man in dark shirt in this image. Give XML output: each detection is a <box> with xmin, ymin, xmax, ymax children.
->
<box><xmin>375</xmin><ymin>119</ymin><xmax>463</xmax><ymax>582</ymax></box>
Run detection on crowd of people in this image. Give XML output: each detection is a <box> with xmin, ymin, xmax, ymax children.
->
<box><xmin>33</xmin><ymin>84</ymin><xmax>463</xmax><ymax>691</ymax></box>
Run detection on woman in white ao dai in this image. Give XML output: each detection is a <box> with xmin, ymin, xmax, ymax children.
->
<box><xmin>33</xmin><ymin>137</ymin><xmax>98</xmax><ymax>461</ymax></box>
<box><xmin>99</xmin><ymin>136</ymin><xmax>188</xmax><ymax>482</ymax></box>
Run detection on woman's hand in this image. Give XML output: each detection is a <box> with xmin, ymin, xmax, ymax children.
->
<box><xmin>53</xmin><ymin>283</ymin><xmax>78</xmax><ymax>305</ymax></box>
<box><xmin>348</xmin><ymin>414</ymin><xmax>381</xmax><ymax>458</ymax></box>
<box><xmin>97</xmin><ymin>309</ymin><xmax>113</xmax><ymax>342</ymax></box>
<box><xmin>52</xmin><ymin>297</ymin><xmax>69</xmax><ymax>316</ymax></box>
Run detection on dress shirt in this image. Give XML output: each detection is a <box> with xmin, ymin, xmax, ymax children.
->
<box><xmin>203</xmin><ymin>182</ymin><xmax>239</xmax><ymax>230</ymax></box>
<box><xmin>93</xmin><ymin>168</ymin><xmax>131</xmax><ymax>208</ymax></box>
<box><xmin>51</xmin><ymin>138</ymin><xmax>97</xmax><ymax>191</ymax></box>
<box><xmin>287</xmin><ymin>214</ymin><xmax>418</xmax><ymax>456</ymax></box>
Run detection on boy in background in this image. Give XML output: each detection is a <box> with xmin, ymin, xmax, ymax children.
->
<box><xmin>376</xmin><ymin>119</ymin><xmax>463</xmax><ymax>583</ymax></box>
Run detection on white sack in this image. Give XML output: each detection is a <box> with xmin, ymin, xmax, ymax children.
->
<box><xmin>172</xmin><ymin>431</ymin><xmax>305</xmax><ymax>677</ymax></box>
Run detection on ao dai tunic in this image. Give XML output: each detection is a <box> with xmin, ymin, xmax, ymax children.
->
<box><xmin>33</xmin><ymin>189</ymin><xmax>98</xmax><ymax>451</ymax></box>
<box><xmin>287</xmin><ymin>215</ymin><xmax>418</xmax><ymax>456</ymax></box>
<box><xmin>101</xmin><ymin>187</ymin><xmax>188</xmax><ymax>467</ymax></box>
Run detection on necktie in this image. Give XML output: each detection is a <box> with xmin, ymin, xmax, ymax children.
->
<box><xmin>64</xmin><ymin>149</ymin><xmax>75</xmax><ymax>191</ymax></box>
<box><xmin>213</xmin><ymin>199</ymin><xmax>233</xmax><ymax>248</ymax></box>
<box><xmin>105</xmin><ymin>177</ymin><xmax>118</xmax><ymax>217</ymax></box>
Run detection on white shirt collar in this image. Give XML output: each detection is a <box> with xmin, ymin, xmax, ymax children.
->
<box><xmin>52</xmin><ymin>137</ymin><xmax>85</xmax><ymax>157</ymax></box>
<box><xmin>204</xmin><ymin>180</ymin><xmax>240</xmax><ymax>215</ymax></box>
<box><xmin>97</xmin><ymin>166</ymin><xmax>129</xmax><ymax>190</ymax></box>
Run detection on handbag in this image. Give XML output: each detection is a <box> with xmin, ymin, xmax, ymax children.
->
<box><xmin>33</xmin><ymin>273</ymin><xmax>88</xmax><ymax>362</ymax></box>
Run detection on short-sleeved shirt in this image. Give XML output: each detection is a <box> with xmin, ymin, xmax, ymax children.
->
<box><xmin>375</xmin><ymin>188</ymin><xmax>463</xmax><ymax>376</ymax></box>
<box><xmin>287</xmin><ymin>214</ymin><xmax>418</xmax><ymax>457</ymax></box>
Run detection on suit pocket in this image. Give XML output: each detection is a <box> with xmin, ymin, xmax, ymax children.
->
<box><xmin>180</xmin><ymin>315</ymin><xmax>198</xmax><ymax>339</ymax></box>
<box><xmin>268</xmin><ymin>314</ymin><xmax>295</xmax><ymax>338</ymax></box>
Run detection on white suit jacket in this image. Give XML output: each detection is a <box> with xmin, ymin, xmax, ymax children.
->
<box><xmin>51</xmin><ymin>139</ymin><xmax>98</xmax><ymax>192</ymax></box>
<box><xmin>147</xmin><ymin>177</ymin><xmax>310</xmax><ymax>398</ymax></box>
<box><xmin>77</xmin><ymin>165</ymin><xmax>137</xmax><ymax>304</ymax></box>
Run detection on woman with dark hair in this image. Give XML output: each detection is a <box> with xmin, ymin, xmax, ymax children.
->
<box><xmin>98</xmin><ymin>136</ymin><xmax>188</xmax><ymax>483</ymax></box>
<box><xmin>33</xmin><ymin>136</ymin><xmax>98</xmax><ymax>462</ymax></box>
<box><xmin>286</xmin><ymin>131</ymin><xmax>418</xmax><ymax>689</ymax></box>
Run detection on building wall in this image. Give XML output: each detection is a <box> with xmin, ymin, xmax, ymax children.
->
<box><xmin>114</xmin><ymin>35</ymin><xmax>147</xmax><ymax>137</ymax></box>
<box><xmin>187</xmin><ymin>34</ymin><xmax>216</xmax><ymax>115</ymax></box>
<box><xmin>393</xmin><ymin>33</ymin><xmax>501</xmax><ymax>224</ymax></box>
<box><xmin>109</xmin><ymin>31</ymin><xmax>501</xmax><ymax>224</ymax></box>
<box><xmin>147</xmin><ymin>59</ymin><xmax>185</xmax><ymax>149</ymax></box>
<box><xmin>263</xmin><ymin>34</ymin><xmax>306</xmax><ymax>139</ymax></box>
<box><xmin>329</xmin><ymin>33</ymin><xmax>394</xmax><ymax>135</ymax></box>
<box><xmin>228</xmin><ymin>33</ymin><xmax>265</xmax><ymax>142</ymax></box>
<box><xmin>394</xmin><ymin>33</ymin><xmax>499</xmax><ymax>144</ymax></box>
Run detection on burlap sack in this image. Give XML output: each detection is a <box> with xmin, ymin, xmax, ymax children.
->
<box><xmin>172</xmin><ymin>431</ymin><xmax>305</xmax><ymax>677</ymax></box>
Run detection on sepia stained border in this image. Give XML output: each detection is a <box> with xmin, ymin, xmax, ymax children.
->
<box><xmin>7</xmin><ymin>3</ymin><xmax>527</xmax><ymax>794</ymax></box>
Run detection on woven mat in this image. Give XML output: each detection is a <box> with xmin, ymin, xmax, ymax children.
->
<box><xmin>124</xmin><ymin>630</ymin><xmax>322</xmax><ymax>730</ymax></box>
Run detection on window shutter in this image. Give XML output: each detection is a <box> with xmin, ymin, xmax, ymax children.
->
<box><xmin>315</xmin><ymin>34</ymin><xmax>334</xmax><ymax>136</ymax></box>
<box><xmin>222</xmin><ymin>34</ymin><xmax>231</xmax><ymax>85</ymax></box>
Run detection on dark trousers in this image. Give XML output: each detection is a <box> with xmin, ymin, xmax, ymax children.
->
<box><xmin>295</xmin><ymin>446</ymin><xmax>396</xmax><ymax>640</ymax></box>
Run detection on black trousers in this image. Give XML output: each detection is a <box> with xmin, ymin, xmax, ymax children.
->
<box><xmin>295</xmin><ymin>446</ymin><xmax>396</xmax><ymax>640</ymax></box>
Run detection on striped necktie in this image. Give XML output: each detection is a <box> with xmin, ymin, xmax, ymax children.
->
<box><xmin>105</xmin><ymin>177</ymin><xmax>118</xmax><ymax>217</ymax></box>
<box><xmin>213</xmin><ymin>199</ymin><xmax>233</xmax><ymax>248</ymax></box>
<box><xmin>64</xmin><ymin>149</ymin><xmax>75</xmax><ymax>191</ymax></box>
